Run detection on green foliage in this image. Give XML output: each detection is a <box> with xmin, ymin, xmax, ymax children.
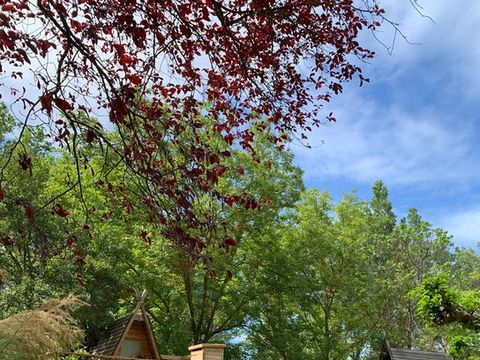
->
<box><xmin>414</xmin><ymin>268</ymin><xmax>480</xmax><ymax>359</ymax></box>
<box><xmin>413</xmin><ymin>273</ymin><xmax>458</xmax><ymax>324</ymax></box>
<box><xmin>0</xmin><ymin>102</ymin><xmax>15</xmax><ymax>143</ymax></box>
<box><xmin>449</xmin><ymin>331</ymin><xmax>480</xmax><ymax>360</ymax></box>
<box><xmin>0</xmin><ymin>103</ymin><xmax>477</xmax><ymax>359</ymax></box>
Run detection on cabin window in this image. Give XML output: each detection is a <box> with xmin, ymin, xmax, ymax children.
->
<box><xmin>121</xmin><ymin>338</ymin><xmax>141</xmax><ymax>357</ymax></box>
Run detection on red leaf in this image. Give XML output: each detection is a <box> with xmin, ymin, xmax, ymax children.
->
<box><xmin>54</xmin><ymin>98</ymin><xmax>73</xmax><ymax>112</ymax></box>
<box><xmin>109</xmin><ymin>96</ymin><xmax>129</xmax><ymax>124</ymax></box>
<box><xmin>113</xmin><ymin>43</ymin><xmax>126</xmax><ymax>56</ymax></box>
<box><xmin>2</xmin><ymin>4</ymin><xmax>15</xmax><ymax>12</ymax></box>
<box><xmin>212</xmin><ymin>165</ymin><xmax>226</xmax><ymax>178</ymax></box>
<box><xmin>190</xmin><ymin>167</ymin><xmax>203</xmax><ymax>176</ymax></box>
<box><xmin>85</xmin><ymin>129</ymin><xmax>96</xmax><ymax>143</ymax></box>
<box><xmin>66</xmin><ymin>235</ymin><xmax>76</xmax><ymax>247</ymax></box>
<box><xmin>1</xmin><ymin>235</ymin><xmax>13</xmax><ymax>247</ymax></box>
<box><xmin>128</xmin><ymin>74</ymin><xmax>141</xmax><ymax>85</ymax></box>
<box><xmin>224</xmin><ymin>238</ymin><xmax>237</xmax><ymax>247</ymax></box>
<box><xmin>224</xmin><ymin>195</ymin><xmax>240</xmax><ymax>207</ymax></box>
<box><xmin>18</xmin><ymin>153</ymin><xmax>32</xmax><ymax>173</ymax></box>
<box><xmin>0</xmin><ymin>186</ymin><xmax>4</xmax><ymax>202</ymax></box>
<box><xmin>139</xmin><ymin>230</ymin><xmax>152</xmax><ymax>245</ymax></box>
<box><xmin>76</xmin><ymin>273</ymin><xmax>85</xmax><ymax>287</ymax></box>
<box><xmin>41</xmin><ymin>93</ymin><xmax>53</xmax><ymax>115</ymax></box>
<box><xmin>24</xmin><ymin>204</ymin><xmax>34</xmax><ymax>220</ymax></box>
<box><xmin>120</xmin><ymin>54</ymin><xmax>133</xmax><ymax>66</ymax></box>
<box><xmin>53</xmin><ymin>204</ymin><xmax>70</xmax><ymax>217</ymax></box>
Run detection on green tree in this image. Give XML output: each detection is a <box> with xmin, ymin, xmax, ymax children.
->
<box><xmin>414</xmin><ymin>248</ymin><xmax>480</xmax><ymax>359</ymax></box>
<box><xmin>247</xmin><ymin>190</ymin><xmax>382</xmax><ymax>359</ymax></box>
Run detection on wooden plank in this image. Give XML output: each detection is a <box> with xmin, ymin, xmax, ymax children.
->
<box><xmin>65</xmin><ymin>353</ymin><xmax>189</xmax><ymax>360</ymax></box>
<box><xmin>65</xmin><ymin>353</ymin><xmax>156</xmax><ymax>360</ymax></box>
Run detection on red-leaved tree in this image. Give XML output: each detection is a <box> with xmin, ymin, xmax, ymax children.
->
<box><xmin>0</xmin><ymin>0</ymin><xmax>385</xmax><ymax>255</ymax></box>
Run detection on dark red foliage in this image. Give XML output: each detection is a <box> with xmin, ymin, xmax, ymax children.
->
<box><xmin>1</xmin><ymin>235</ymin><xmax>13</xmax><ymax>247</ymax></box>
<box><xmin>53</xmin><ymin>204</ymin><xmax>70</xmax><ymax>217</ymax></box>
<box><xmin>0</xmin><ymin>0</ymin><xmax>384</xmax><ymax>256</ymax></box>
<box><xmin>224</xmin><ymin>238</ymin><xmax>237</xmax><ymax>247</ymax></box>
<box><xmin>18</xmin><ymin>153</ymin><xmax>32</xmax><ymax>174</ymax></box>
<box><xmin>41</xmin><ymin>93</ymin><xmax>53</xmax><ymax>115</ymax></box>
<box><xmin>76</xmin><ymin>273</ymin><xmax>85</xmax><ymax>287</ymax></box>
<box><xmin>0</xmin><ymin>186</ymin><xmax>3</xmax><ymax>202</ymax></box>
<box><xmin>66</xmin><ymin>235</ymin><xmax>76</xmax><ymax>247</ymax></box>
<box><xmin>74</xmin><ymin>246</ymin><xmax>81</xmax><ymax>256</ymax></box>
<box><xmin>139</xmin><ymin>230</ymin><xmax>152</xmax><ymax>245</ymax></box>
<box><xmin>24</xmin><ymin>203</ymin><xmax>34</xmax><ymax>220</ymax></box>
<box><xmin>85</xmin><ymin>129</ymin><xmax>96</xmax><ymax>143</ymax></box>
<box><xmin>53</xmin><ymin>98</ymin><xmax>73</xmax><ymax>112</ymax></box>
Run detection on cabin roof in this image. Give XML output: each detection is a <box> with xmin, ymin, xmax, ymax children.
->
<box><xmin>91</xmin><ymin>315</ymin><xmax>132</xmax><ymax>355</ymax></box>
<box><xmin>388</xmin><ymin>347</ymin><xmax>452</xmax><ymax>360</ymax></box>
<box><xmin>91</xmin><ymin>290</ymin><xmax>160</xmax><ymax>359</ymax></box>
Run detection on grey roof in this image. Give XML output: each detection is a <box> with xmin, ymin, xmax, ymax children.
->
<box><xmin>91</xmin><ymin>315</ymin><xmax>132</xmax><ymax>355</ymax></box>
<box><xmin>389</xmin><ymin>347</ymin><xmax>452</xmax><ymax>360</ymax></box>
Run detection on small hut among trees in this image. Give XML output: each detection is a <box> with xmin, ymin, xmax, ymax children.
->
<box><xmin>77</xmin><ymin>290</ymin><xmax>225</xmax><ymax>360</ymax></box>
<box><xmin>92</xmin><ymin>312</ymin><xmax>159</xmax><ymax>358</ymax></box>
<box><xmin>91</xmin><ymin>290</ymin><xmax>160</xmax><ymax>358</ymax></box>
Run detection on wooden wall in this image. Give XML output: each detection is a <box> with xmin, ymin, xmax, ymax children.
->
<box><xmin>114</xmin><ymin>319</ymin><xmax>156</xmax><ymax>358</ymax></box>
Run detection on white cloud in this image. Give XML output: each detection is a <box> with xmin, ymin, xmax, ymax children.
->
<box><xmin>293</xmin><ymin>91</ymin><xmax>475</xmax><ymax>186</ymax></box>
<box><xmin>294</xmin><ymin>0</ymin><xmax>480</xmax><ymax>186</ymax></box>
<box><xmin>369</xmin><ymin>1</ymin><xmax>480</xmax><ymax>95</ymax></box>
<box><xmin>436</xmin><ymin>209</ymin><xmax>480</xmax><ymax>249</ymax></box>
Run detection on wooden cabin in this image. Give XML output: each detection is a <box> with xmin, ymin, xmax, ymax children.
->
<box><xmin>84</xmin><ymin>290</ymin><xmax>225</xmax><ymax>360</ymax></box>
<box><xmin>91</xmin><ymin>311</ymin><xmax>160</xmax><ymax>358</ymax></box>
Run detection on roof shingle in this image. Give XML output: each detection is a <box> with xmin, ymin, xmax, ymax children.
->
<box><xmin>389</xmin><ymin>347</ymin><xmax>452</xmax><ymax>360</ymax></box>
<box><xmin>91</xmin><ymin>315</ymin><xmax>132</xmax><ymax>356</ymax></box>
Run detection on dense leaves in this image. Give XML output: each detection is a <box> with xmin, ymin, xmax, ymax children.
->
<box><xmin>0</xmin><ymin>106</ymin><xmax>477</xmax><ymax>359</ymax></box>
<box><xmin>0</xmin><ymin>0</ymin><xmax>385</xmax><ymax>254</ymax></box>
<box><xmin>414</xmin><ymin>269</ymin><xmax>480</xmax><ymax>359</ymax></box>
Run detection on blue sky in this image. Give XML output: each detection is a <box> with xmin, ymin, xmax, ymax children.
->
<box><xmin>293</xmin><ymin>1</ymin><xmax>480</xmax><ymax>249</ymax></box>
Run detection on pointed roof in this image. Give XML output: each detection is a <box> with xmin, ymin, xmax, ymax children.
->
<box><xmin>91</xmin><ymin>290</ymin><xmax>161</xmax><ymax>359</ymax></box>
<box><xmin>91</xmin><ymin>315</ymin><xmax>131</xmax><ymax>355</ymax></box>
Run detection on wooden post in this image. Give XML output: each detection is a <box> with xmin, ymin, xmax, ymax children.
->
<box><xmin>188</xmin><ymin>344</ymin><xmax>226</xmax><ymax>360</ymax></box>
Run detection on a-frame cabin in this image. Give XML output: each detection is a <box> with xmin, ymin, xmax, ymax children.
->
<box><xmin>91</xmin><ymin>290</ymin><xmax>161</xmax><ymax>359</ymax></box>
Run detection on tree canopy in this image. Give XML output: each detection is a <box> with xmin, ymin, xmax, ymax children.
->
<box><xmin>0</xmin><ymin>2</ymin><xmax>478</xmax><ymax>359</ymax></box>
<box><xmin>1</xmin><ymin>125</ymin><xmax>477</xmax><ymax>359</ymax></box>
<box><xmin>0</xmin><ymin>0</ymin><xmax>389</xmax><ymax>254</ymax></box>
